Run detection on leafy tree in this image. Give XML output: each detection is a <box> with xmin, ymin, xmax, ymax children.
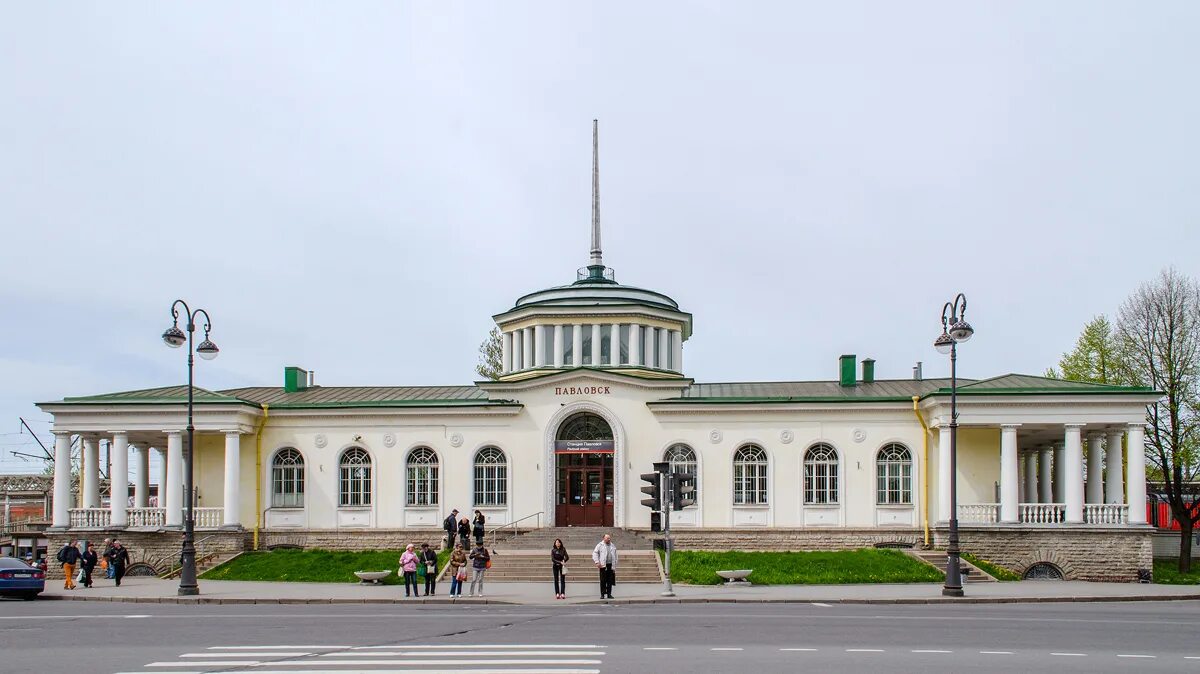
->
<box><xmin>1045</xmin><ymin>315</ymin><xmax>1126</xmax><ymax>384</ymax></box>
<box><xmin>475</xmin><ymin>327</ymin><xmax>503</xmax><ymax>380</ymax></box>
<box><xmin>1117</xmin><ymin>268</ymin><xmax>1200</xmax><ymax>573</ymax></box>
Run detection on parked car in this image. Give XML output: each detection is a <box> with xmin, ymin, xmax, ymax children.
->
<box><xmin>0</xmin><ymin>556</ymin><xmax>45</xmax><ymax>600</ymax></box>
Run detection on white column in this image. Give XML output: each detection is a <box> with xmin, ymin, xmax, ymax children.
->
<box><xmin>937</xmin><ymin>424</ymin><xmax>952</xmax><ymax>521</ymax></box>
<box><xmin>644</xmin><ymin>327</ymin><xmax>656</xmax><ymax>368</ymax></box>
<box><xmin>1022</xmin><ymin>451</ymin><xmax>1038</xmax><ymax>503</ymax></box>
<box><xmin>222</xmin><ymin>430</ymin><xmax>242</xmax><ymax>527</ymax></box>
<box><xmin>501</xmin><ymin>331</ymin><xmax>512</xmax><ymax>374</ymax></box>
<box><xmin>629</xmin><ymin>324</ymin><xmax>641</xmax><ymax>366</ymax></box>
<box><xmin>1052</xmin><ymin>443</ymin><xmax>1065</xmax><ymax>502</ymax></box>
<box><xmin>1126</xmin><ymin>424</ymin><xmax>1148</xmax><ymax>524</ymax></box>
<box><xmin>109</xmin><ymin>431</ymin><xmax>129</xmax><ymax>527</ymax></box>
<box><xmin>81</xmin><ymin>436</ymin><xmax>100</xmax><ymax>509</ymax></box>
<box><xmin>154</xmin><ymin>447</ymin><xmax>167</xmax><ymax>507</ymax></box>
<box><xmin>165</xmin><ymin>431</ymin><xmax>183</xmax><ymax>528</ymax></box>
<box><xmin>511</xmin><ymin>329</ymin><xmax>523</xmax><ymax>371</ymax></box>
<box><xmin>657</xmin><ymin>327</ymin><xmax>669</xmax><ymax>370</ymax></box>
<box><xmin>1000</xmin><ymin>424</ymin><xmax>1020</xmax><ymax>523</ymax></box>
<box><xmin>133</xmin><ymin>444</ymin><xmax>149</xmax><ymax>508</ymax></box>
<box><xmin>572</xmin><ymin>324</ymin><xmax>584</xmax><ymax>366</ymax></box>
<box><xmin>51</xmin><ymin>431</ymin><xmax>72</xmax><ymax>528</ymax></box>
<box><xmin>523</xmin><ymin>326</ymin><xmax>534</xmax><ymax>370</ymax></box>
<box><xmin>1086</xmin><ymin>432</ymin><xmax>1105</xmax><ymax>504</ymax></box>
<box><xmin>671</xmin><ymin>330</ymin><xmax>683</xmax><ymax>372</ymax></box>
<box><xmin>1064</xmin><ymin>425</ymin><xmax>1084</xmax><ymax>523</ymax></box>
<box><xmin>553</xmin><ymin>325</ymin><xmax>565</xmax><ymax>367</ymax></box>
<box><xmin>534</xmin><ymin>325</ymin><xmax>546</xmax><ymax>367</ymax></box>
<box><xmin>1105</xmin><ymin>429</ymin><xmax>1125</xmax><ymax>505</ymax></box>
<box><xmin>610</xmin><ymin>322</ymin><xmax>621</xmax><ymax>365</ymax></box>
<box><xmin>1038</xmin><ymin>446</ymin><xmax>1053</xmax><ymax>503</ymax></box>
<box><xmin>590</xmin><ymin>324</ymin><xmax>601</xmax><ymax>366</ymax></box>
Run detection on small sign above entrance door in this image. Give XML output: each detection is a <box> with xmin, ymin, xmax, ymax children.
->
<box><xmin>554</xmin><ymin>440</ymin><xmax>615</xmax><ymax>453</ymax></box>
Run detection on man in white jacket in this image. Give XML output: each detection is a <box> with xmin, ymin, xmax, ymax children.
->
<box><xmin>591</xmin><ymin>534</ymin><xmax>618</xmax><ymax>599</ymax></box>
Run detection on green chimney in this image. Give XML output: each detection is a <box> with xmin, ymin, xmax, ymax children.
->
<box><xmin>284</xmin><ymin>366</ymin><xmax>309</xmax><ymax>393</ymax></box>
<box><xmin>862</xmin><ymin>358</ymin><xmax>876</xmax><ymax>384</ymax></box>
<box><xmin>839</xmin><ymin>355</ymin><xmax>856</xmax><ymax>387</ymax></box>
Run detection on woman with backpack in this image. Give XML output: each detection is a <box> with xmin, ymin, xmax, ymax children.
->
<box><xmin>448</xmin><ymin>543</ymin><xmax>468</xmax><ymax>598</ymax></box>
<box><xmin>399</xmin><ymin>544</ymin><xmax>419</xmax><ymax>598</ymax></box>
<box><xmin>472</xmin><ymin>510</ymin><xmax>486</xmax><ymax>546</ymax></box>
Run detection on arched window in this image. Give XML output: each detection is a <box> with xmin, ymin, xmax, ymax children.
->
<box><xmin>271</xmin><ymin>448</ymin><xmax>304</xmax><ymax>508</ymax></box>
<box><xmin>876</xmin><ymin>443</ymin><xmax>913</xmax><ymax>505</ymax></box>
<box><xmin>556</xmin><ymin>413</ymin><xmax>613</xmax><ymax>441</ymax></box>
<box><xmin>338</xmin><ymin>447</ymin><xmax>372</xmax><ymax>507</ymax></box>
<box><xmin>804</xmin><ymin>443</ymin><xmax>839</xmax><ymax>505</ymax></box>
<box><xmin>664</xmin><ymin>444</ymin><xmax>698</xmax><ymax>505</ymax></box>
<box><xmin>732</xmin><ymin>444</ymin><xmax>768</xmax><ymax>505</ymax></box>
<box><xmin>406</xmin><ymin>447</ymin><xmax>439</xmax><ymax>507</ymax></box>
<box><xmin>473</xmin><ymin>447</ymin><xmax>507</xmax><ymax>507</ymax></box>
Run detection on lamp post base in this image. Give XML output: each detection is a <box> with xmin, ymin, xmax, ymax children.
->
<box><xmin>177</xmin><ymin>585</ymin><xmax>199</xmax><ymax>597</ymax></box>
<box><xmin>941</xmin><ymin>586</ymin><xmax>964</xmax><ymax>597</ymax></box>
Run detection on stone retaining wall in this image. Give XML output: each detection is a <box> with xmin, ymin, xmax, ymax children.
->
<box><xmin>44</xmin><ymin>529</ymin><xmax>246</xmax><ymax>580</ymax></box>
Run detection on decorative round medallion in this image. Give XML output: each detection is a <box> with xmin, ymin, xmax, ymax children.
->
<box><xmin>780</xmin><ymin>430</ymin><xmax>794</xmax><ymax>444</ymax></box>
<box><xmin>709</xmin><ymin>430</ymin><xmax>723</xmax><ymax>444</ymax></box>
<box><xmin>852</xmin><ymin>428</ymin><xmax>866</xmax><ymax>443</ymax></box>
<box><xmin>449</xmin><ymin>433</ymin><xmax>464</xmax><ymax>448</ymax></box>
<box><xmin>314</xmin><ymin>434</ymin><xmax>327</xmax><ymax>449</ymax></box>
<box><xmin>382</xmin><ymin>433</ymin><xmax>396</xmax><ymax>448</ymax></box>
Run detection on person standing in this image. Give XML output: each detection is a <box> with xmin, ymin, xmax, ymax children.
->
<box><xmin>442</xmin><ymin>509</ymin><xmax>459</xmax><ymax>550</ymax></box>
<box><xmin>468</xmin><ymin>542</ymin><xmax>490</xmax><ymax>597</ymax></box>
<box><xmin>57</xmin><ymin>540</ymin><xmax>81</xmax><ymax>590</ymax></box>
<box><xmin>551</xmin><ymin>538</ymin><xmax>569</xmax><ymax>600</ymax></box>
<box><xmin>448</xmin><ymin>543</ymin><xmax>468</xmax><ymax>598</ymax></box>
<box><xmin>419</xmin><ymin>542</ymin><xmax>438</xmax><ymax>596</ymax></box>
<box><xmin>472</xmin><ymin>510</ymin><xmax>486</xmax><ymax>546</ymax></box>
<box><xmin>399</xmin><ymin>544</ymin><xmax>419</xmax><ymax>598</ymax></box>
<box><xmin>457</xmin><ymin>517</ymin><xmax>471</xmax><ymax>550</ymax></box>
<box><xmin>106</xmin><ymin>539</ymin><xmax>130</xmax><ymax>587</ymax></box>
<box><xmin>80</xmin><ymin>543</ymin><xmax>99</xmax><ymax>589</ymax></box>
<box><xmin>591</xmin><ymin>533</ymin><xmax>617</xmax><ymax>600</ymax></box>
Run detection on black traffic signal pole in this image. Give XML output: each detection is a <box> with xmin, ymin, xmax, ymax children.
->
<box><xmin>662</xmin><ymin>470</ymin><xmax>674</xmax><ymax>598</ymax></box>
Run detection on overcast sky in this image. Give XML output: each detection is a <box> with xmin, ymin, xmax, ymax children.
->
<box><xmin>1</xmin><ymin>2</ymin><xmax>1197</xmax><ymax>473</ymax></box>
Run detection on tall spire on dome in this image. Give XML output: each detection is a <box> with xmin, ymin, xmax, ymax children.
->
<box><xmin>589</xmin><ymin>119</ymin><xmax>603</xmax><ymax>271</ymax></box>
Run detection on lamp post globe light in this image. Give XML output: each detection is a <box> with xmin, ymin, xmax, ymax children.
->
<box><xmin>936</xmin><ymin>292</ymin><xmax>972</xmax><ymax>598</ymax></box>
<box><xmin>162</xmin><ymin>299</ymin><xmax>219</xmax><ymax>597</ymax></box>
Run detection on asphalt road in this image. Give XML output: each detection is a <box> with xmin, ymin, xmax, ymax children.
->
<box><xmin>3</xmin><ymin>598</ymin><xmax>1199</xmax><ymax>673</ymax></box>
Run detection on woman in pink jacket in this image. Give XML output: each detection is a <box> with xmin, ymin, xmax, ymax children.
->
<box><xmin>399</xmin><ymin>544</ymin><xmax>420</xmax><ymax>598</ymax></box>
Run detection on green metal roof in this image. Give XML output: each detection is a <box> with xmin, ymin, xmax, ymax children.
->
<box><xmin>953</xmin><ymin>373</ymin><xmax>1150</xmax><ymax>393</ymax></box>
<box><xmin>221</xmin><ymin>385</ymin><xmax>492</xmax><ymax>408</ymax></box>
<box><xmin>668</xmin><ymin>378</ymin><xmax>955</xmax><ymax>403</ymax></box>
<box><xmin>60</xmin><ymin>386</ymin><xmax>246</xmax><ymax>404</ymax></box>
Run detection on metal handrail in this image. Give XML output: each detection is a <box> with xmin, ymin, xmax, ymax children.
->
<box><xmin>488</xmin><ymin>511</ymin><xmax>543</xmax><ymax>549</ymax></box>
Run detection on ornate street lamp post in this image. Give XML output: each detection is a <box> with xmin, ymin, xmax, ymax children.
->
<box><xmin>162</xmin><ymin>300</ymin><xmax>219</xmax><ymax>596</ymax></box>
<box><xmin>935</xmin><ymin>292</ymin><xmax>973</xmax><ymax>598</ymax></box>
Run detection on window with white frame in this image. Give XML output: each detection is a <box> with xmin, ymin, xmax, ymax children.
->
<box><xmin>732</xmin><ymin>444</ymin><xmax>768</xmax><ymax>505</ymax></box>
<box><xmin>876</xmin><ymin>443</ymin><xmax>913</xmax><ymax>505</ymax></box>
<box><xmin>473</xmin><ymin>447</ymin><xmax>507</xmax><ymax>507</ymax></box>
<box><xmin>803</xmin><ymin>443</ymin><xmax>839</xmax><ymax>505</ymax></box>
<box><xmin>406</xmin><ymin>446</ymin><xmax>440</xmax><ymax>507</ymax></box>
<box><xmin>338</xmin><ymin>447</ymin><xmax>372</xmax><ymax>507</ymax></box>
<box><xmin>665</xmin><ymin>444</ymin><xmax>698</xmax><ymax>505</ymax></box>
<box><xmin>271</xmin><ymin>448</ymin><xmax>305</xmax><ymax>508</ymax></box>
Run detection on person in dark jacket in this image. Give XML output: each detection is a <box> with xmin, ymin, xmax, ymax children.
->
<box><xmin>58</xmin><ymin>541</ymin><xmax>81</xmax><ymax>590</ymax></box>
<box><xmin>472</xmin><ymin>510</ymin><xmax>486</xmax><ymax>546</ymax></box>
<box><xmin>457</xmin><ymin>517</ymin><xmax>471</xmax><ymax>550</ymax></box>
<box><xmin>80</xmin><ymin>542</ymin><xmax>99</xmax><ymax>589</ymax></box>
<box><xmin>468</xmin><ymin>543</ymin><xmax>490</xmax><ymax>597</ymax></box>
<box><xmin>442</xmin><ymin>509</ymin><xmax>459</xmax><ymax>550</ymax></box>
<box><xmin>419</xmin><ymin>542</ymin><xmax>438</xmax><ymax>596</ymax></box>
<box><xmin>551</xmin><ymin>538</ymin><xmax>569</xmax><ymax>599</ymax></box>
<box><xmin>101</xmin><ymin>537</ymin><xmax>114</xmax><ymax>579</ymax></box>
<box><xmin>105</xmin><ymin>539</ymin><xmax>130</xmax><ymax>587</ymax></box>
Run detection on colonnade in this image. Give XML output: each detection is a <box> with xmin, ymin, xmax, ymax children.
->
<box><xmin>501</xmin><ymin>323</ymin><xmax>683</xmax><ymax>374</ymax></box>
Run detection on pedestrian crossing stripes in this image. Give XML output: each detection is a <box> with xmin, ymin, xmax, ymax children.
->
<box><xmin>116</xmin><ymin>643</ymin><xmax>604</xmax><ymax>674</ymax></box>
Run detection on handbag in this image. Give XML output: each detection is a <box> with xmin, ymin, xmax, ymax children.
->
<box><xmin>75</xmin><ymin>569</ymin><xmax>85</xmax><ymax>583</ymax></box>
<box><xmin>426</xmin><ymin>562</ymin><xmax>436</xmax><ymax>574</ymax></box>
<box><xmin>561</xmin><ymin>564</ymin><xmax>568</xmax><ymax>576</ymax></box>
<box><xmin>485</xmin><ymin>558</ymin><xmax>492</xmax><ymax>570</ymax></box>
<box><xmin>456</xmin><ymin>568</ymin><xmax>467</xmax><ymax>581</ymax></box>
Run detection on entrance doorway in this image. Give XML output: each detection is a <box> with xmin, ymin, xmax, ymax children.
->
<box><xmin>554</xmin><ymin>412</ymin><xmax>615</xmax><ymax>527</ymax></box>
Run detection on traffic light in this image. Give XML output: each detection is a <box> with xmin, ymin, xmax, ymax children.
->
<box><xmin>672</xmin><ymin>471</ymin><xmax>696</xmax><ymax>511</ymax></box>
<box><xmin>640</xmin><ymin>471</ymin><xmax>662</xmax><ymax>511</ymax></box>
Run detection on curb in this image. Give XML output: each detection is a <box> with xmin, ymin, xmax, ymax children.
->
<box><xmin>39</xmin><ymin>595</ymin><xmax>517</xmax><ymax>606</ymax></box>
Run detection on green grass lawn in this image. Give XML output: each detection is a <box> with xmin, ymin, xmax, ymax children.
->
<box><xmin>200</xmin><ymin>548</ymin><xmax>449</xmax><ymax>585</ymax></box>
<box><xmin>961</xmin><ymin>552</ymin><xmax>1021</xmax><ymax>581</ymax></box>
<box><xmin>662</xmin><ymin>549</ymin><xmax>944</xmax><ymax>585</ymax></box>
<box><xmin>1153</xmin><ymin>559</ymin><xmax>1200</xmax><ymax>584</ymax></box>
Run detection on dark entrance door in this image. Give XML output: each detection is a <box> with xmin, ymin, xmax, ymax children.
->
<box><xmin>554</xmin><ymin>412</ymin><xmax>616</xmax><ymax>527</ymax></box>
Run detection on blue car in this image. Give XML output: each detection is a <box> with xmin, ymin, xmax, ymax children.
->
<box><xmin>0</xmin><ymin>556</ymin><xmax>45</xmax><ymax>600</ymax></box>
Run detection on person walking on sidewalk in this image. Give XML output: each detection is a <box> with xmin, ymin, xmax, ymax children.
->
<box><xmin>591</xmin><ymin>534</ymin><xmax>618</xmax><ymax>600</ymax></box>
<box><xmin>57</xmin><ymin>540</ymin><xmax>81</xmax><ymax>590</ymax></box>
<box><xmin>468</xmin><ymin>543</ymin><xmax>490</xmax><ymax>597</ymax></box>
<box><xmin>472</xmin><ymin>510</ymin><xmax>486</xmax><ymax>546</ymax></box>
<box><xmin>80</xmin><ymin>542</ymin><xmax>98</xmax><ymax>589</ymax></box>
<box><xmin>399</xmin><ymin>544</ymin><xmax>420</xmax><ymax>598</ymax></box>
<box><xmin>106</xmin><ymin>539</ymin><xmax>130</xmax><ymax>587</ymax></box>
<box><xmin>448</xmin><ymin>543</ymin><xmax>468</xmax><ymax>598</ymax></box>
<box><xmin>419</xmin><ymin>542</ymin><xmax>438</xmax><ymax>596</ymax></box>
<box><xmin>442</xmin><ymin>509</ymin><xmax>459</xmax><ymax>550</ymax></box>
<box><xmin>102</xmin><ymin>538</ymin><xmax>115</xmax><ymax>579</ymax></box>
<box><xmin>551</xmin><ymin>538</ymin><xmax>569</xmax><ymax>600</ymax></box>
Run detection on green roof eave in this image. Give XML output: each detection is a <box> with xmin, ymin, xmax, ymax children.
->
<box><xmin>265</xmin><ymin>399</ymin><xmax>522</xmax><ymax>410</ymax></box>
<box><xmin>919</xmin><ymin>386</ymin><xmax>1160</xmax><ymax>400</ymax></box>
<box><xmin>49</xmin><ymin>397</ymin><xmax>255</xmax><ymax>406</ymax></box>
<box><xmin>651</xmin><ymin>395</ymin><xmax>916</xmax><ymax>405</ymax></box>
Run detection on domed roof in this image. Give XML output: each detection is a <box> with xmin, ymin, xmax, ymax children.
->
<box><xmin>511</xmin><ymin>269</ymin><xmax>681</xmax><ymax>312</ymax></box>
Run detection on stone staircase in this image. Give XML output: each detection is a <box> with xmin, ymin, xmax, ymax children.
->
<box><xmin>908</xmin><ymin>549</ymin><xmax>997</xmax><ymax>582</ymax></box>
<box><xmin>160</xmin><ymin>551</ymin><xmax>243</xmax><ymax>580</ymax></box>
<box><xmin>443</xmin><ymin>527</ymin><xmax>662</xmax><ymax>583</ymax></box>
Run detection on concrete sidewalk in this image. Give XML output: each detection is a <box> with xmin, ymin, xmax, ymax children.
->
<box><xmin>36</xmin><ymin>576</ymin><xmax>1200</xmax><ymax>605</ymax></box>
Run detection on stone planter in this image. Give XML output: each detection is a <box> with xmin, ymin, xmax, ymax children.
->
<box><xmin>716</xmin><ymin>569</ymin><xmax>753</xmax><ymax>585</ymax></box>
<box><xmin>354</xmin><ymin>570</ymin><xmax>392</xmax><ymax>585</ymax></box>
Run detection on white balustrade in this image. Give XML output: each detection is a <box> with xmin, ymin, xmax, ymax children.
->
<box><xmin>127</xmin><ymin>507</ymin><xmax>166</xmax><ymax>528</ymax></box>
<box><xmin>958</xmin><ymin>503</ymin><xmax>999</xmax><ymax>523</ymax></box>
<box><xmin>68</xmin><ymin>508</ymin><xmax>111</xmax><ymax>528</ymax></box>
<box><xmin>1019</xmin><ymin>503</ymin><xmax>1066</xmax><ymax>524</ymax></box>
<box><xmin>1083</xmin><ymin>503</ymin><xmax>1129</xmax><ymax>525</ymax></box>
<box><xmin>191</xmin><ymin>507</ymin><xmax>224</xmax><ymax>529</ymax></box>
